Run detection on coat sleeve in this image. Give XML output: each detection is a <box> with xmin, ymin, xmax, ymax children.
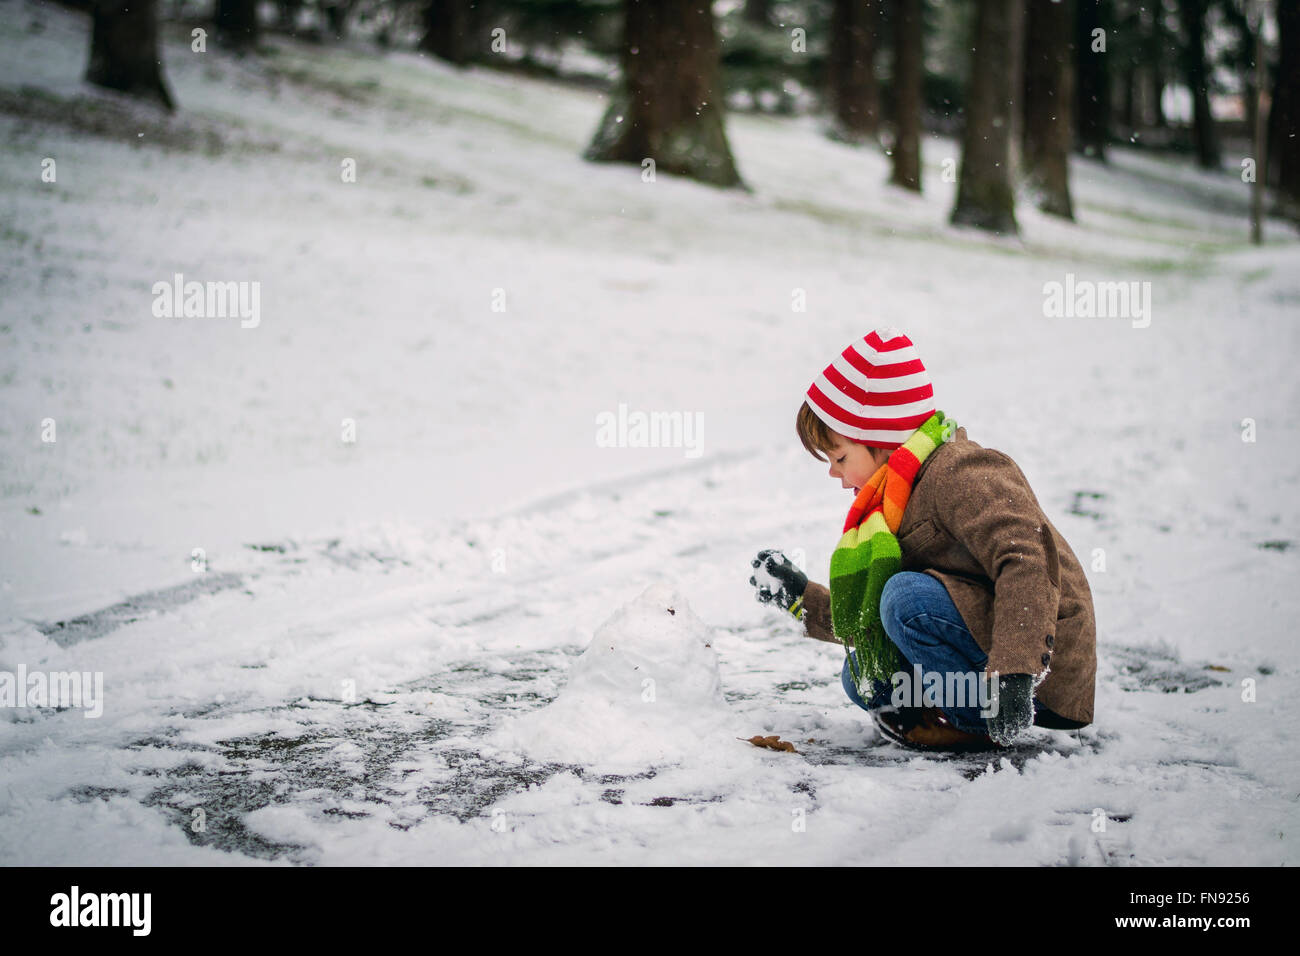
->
<box><xmin>799</xmin><ymin>581</ymin><xmax>845</xmax><ymax>645</ymax></box>
<box><xmin>928</xmin><ymin>447</ymin><xmax>1062</xmax><ymax>679</ymax></box>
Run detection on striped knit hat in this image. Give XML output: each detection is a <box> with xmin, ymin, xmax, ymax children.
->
<box><xmin>806</xmin><ymin>327</ymin><xmax>936</xmax><ymax>449</ymax></box>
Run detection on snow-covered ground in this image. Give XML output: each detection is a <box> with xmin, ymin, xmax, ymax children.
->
<box><xmin>1</xmin><ymin>0</ymin><xmax>1297</xmax><ymax>865</ymax></box>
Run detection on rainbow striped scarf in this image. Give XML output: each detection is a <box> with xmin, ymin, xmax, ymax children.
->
<box><xmin>832</xmin><ymin>411</ymin><xmax>953</xmax><ymax>693</ymax></box>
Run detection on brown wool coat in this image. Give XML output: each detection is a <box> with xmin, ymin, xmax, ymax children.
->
<box><xmin>800</xmin><ymin>426</ymin><xmax>1097</xmax><ymax>725</ymax></box>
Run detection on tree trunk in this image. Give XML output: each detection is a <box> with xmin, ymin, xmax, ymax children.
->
<box><xmin>1023</xmin><ymin>0</ymin><xmax>1074</xmax><ymax>218</ymax></box>
<box><xmin>1251</xmin><ymin>3</ymin><xmax>1265</xmax><ymax>243</ymax></box>
<box><xmin>584</xmin><ymin>0</ymin><xmax>743</xmax><ymax>188</ymax></box>
<box><xmin>1179</xmin><ymin>0</ymin><xmax>1220</xmax><ymax>169</ymax></box>
<box><xmin>890</xmin><ymin>0</ymin><xmax>923</xmax><ymax>191</ymax></box>
<box><xmin>1075</xmin><ymin>0</ymin><xmax>1108</xmax><ymax>159</ymax></box>
<box><xmin>827</xmin><ymin>0</ymin><xmax>883</xmax><ymax>142</ymax></box>
<box><xmin>276</xmin><ymin>0</ymin><xmax>301</xmax><ymax>31</ymax></box>
<box><xmin>420</xmin><ymin>0</ymin><xmax>473</xmax><ymax>66</ymax></box>
<box><xmin>743</xmin><ymin>0</ymin><xmax>773</xmax><ymax>27</ymax></box>
<box><xmin>951</xmin><ymin>0</ymin><xmax>1025</xmax><ymax>235</ymax></box>
<box><xmin>1244</xmin><ymin>69</ymin><xmax>1258</xmax><ymax>161</ymax></box>
<box><xmin>1268</xmin><ymin>0</ymin><xmax>1300</xmax><ymax>219</ymax></box>
<box><xmin>323</xmin><ymin>2</ymin><xmax>350</xmax><ymax>40</ymax></box>
<box><xmin>1151</xmin><ymin>66</ymin><xmax>1166</xmax><ymax>127</ymax></box>
<box><xmin>1003</xmin><ymin>0</ymin><xmax>1027</xmax><ymax>186</ymax></box>
<box><xmin>214</xmin><ymin>0</ymin><xmax>259</xmax><ymax>53</ymax></box>
<box><xmin>84</xmin><ymin>0</ymin><xmax>175</xmax><ymax>111</ymax></box>
<box><xmin>1120</xmin><ymin>64</ymin><xmax>1136</xmax><ymax>131</ymax></box>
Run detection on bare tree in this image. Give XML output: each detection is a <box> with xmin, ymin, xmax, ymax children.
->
<box><xmin>1023</xmin><ymin>0</ymin><xmax>1075</xmax><ymax>218</ymax></box>
<box><xmin>951</xmin><ymin>0</ymin><xmax>1026</xmax><ymax>235</ymax></box>
<box><xmin>889</xmin><ymin>0</ymin><xmax>923</xmax><ymax>191</ymax></box>
<box><xmin>584</xmin><ymin>0</ymin><xmax>743</xmax><ymax>188</ymax></box>
<box><xmin>85</xmin><ymin>0</ymin><xmax>175</xmax><ymax>111</ymax></box>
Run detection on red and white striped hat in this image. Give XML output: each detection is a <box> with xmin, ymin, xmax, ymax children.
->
<box><xmin>806</xmin><ymin>327</ymin><xmax>936</xmax><ymax>449</ymax></box>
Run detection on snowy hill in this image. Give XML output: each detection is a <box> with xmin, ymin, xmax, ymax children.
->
<box><xmin>1</xmin><ymin>0</ymin><xmax>1297</xmax><ymax>865</ymax></box>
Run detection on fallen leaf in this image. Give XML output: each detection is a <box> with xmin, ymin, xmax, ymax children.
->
<box><xmin>739</xmin><ymin>734</ymin><xmax>800</xmax><ymax>754</ymax></box>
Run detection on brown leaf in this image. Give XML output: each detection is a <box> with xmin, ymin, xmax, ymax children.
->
<box><xmin>739</xmin><ymin>734</ymin><xmax>801</xmax><ymax>755</ymax></box>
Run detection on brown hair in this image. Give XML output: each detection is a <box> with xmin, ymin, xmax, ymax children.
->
<box><xmin>796</xmin><ymin>401</ymin><xmax>841</xmax><ymax>463</ymax></box>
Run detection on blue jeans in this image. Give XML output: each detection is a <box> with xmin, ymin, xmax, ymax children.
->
<box><xmin>840</xmin><ymin>571</ymin><xmax>1047</xmax><ymax>735</ymax></box>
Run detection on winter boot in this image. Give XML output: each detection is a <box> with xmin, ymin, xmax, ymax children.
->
<box><xmin>872</xmin><ymin>706</ymin><xmax>1000</xmax><ymax>752</ymax></box>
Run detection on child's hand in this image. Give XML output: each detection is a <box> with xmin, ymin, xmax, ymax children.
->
<box><xmin>749</xmin><ymin>549</ymin><xmax>808</xmax><ymax>619</ymax></box>
<box><xmin>986</xmin><ymin>672</ymin><xmax>1034</xmax><ymax>745</ymax></box>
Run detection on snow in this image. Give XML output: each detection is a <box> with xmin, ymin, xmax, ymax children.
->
<box><xmin>1</xmin><ymin>0</ymin><xmax>1298</xmax><ymax>866</ymax></box>
<box><xmin>746</xmin><ymin>551</ymin><xmax>791</xmax><ymax>597</ymax></box>
<box><xmin>485</xmin><ymin>581</ymin><xmax>744</xmax><ymax>773</ymax></box>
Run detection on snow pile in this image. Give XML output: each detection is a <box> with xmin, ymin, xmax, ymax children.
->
<box><xmin>485</xmin><ymin>582</ymin><xmax>741</xmax><ymax>773</ymax></box>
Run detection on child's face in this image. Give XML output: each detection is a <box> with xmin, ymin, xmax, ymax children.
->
<box><xmin>826</xmin><ymin>433</ymin><xmax>889</xmax><ymax>493</ymax></box>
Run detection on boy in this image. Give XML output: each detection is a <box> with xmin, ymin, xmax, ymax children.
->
<box><xmin>749</xmin><ymin>328</ymin><xmax>1096</xmax><ymax>751</ymax></box>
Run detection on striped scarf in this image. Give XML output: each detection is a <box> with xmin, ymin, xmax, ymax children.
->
<box><xmin>831</xmin><ymin>411</ymin><xmax>953</xmax><ymax>693</ymax></box>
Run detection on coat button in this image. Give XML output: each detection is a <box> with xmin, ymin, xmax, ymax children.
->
<box><xmin>1041</xmin><ymin>652</ymin><xmax>1052</xmax><ymax>668</ymax></box>
<box><xmin>1045</xmin><ymin>634</ymin><xmax>1054</xmax><ymax>649</ymax></box>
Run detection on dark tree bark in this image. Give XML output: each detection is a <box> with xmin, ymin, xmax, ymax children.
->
<box><xmin>1151</xmin><ymin>65</ymin><xmax>1167</xmax><ymax>127</ymax></box>
<box><xmin>1178</xmin><ymin>0</ymin><xmax>1220</xmax><ymax>169</ymax></box>
<box><xmin>420</xmin><ymin>0</ymin><xmax>473</xmax><ymax>66</ymax></box>
<box><xmin>1075</xmin><ymin>0</ymin><xmax>1109</xmax><ymax>160</ymax></box>
<box><xmin>584</xmin><ymin>0</ymin><xmax>743</xmax><ymax>188</ymax></box>
<box><xmin>889</xmin><ymin>0</ymin><xmax>923</xmax><ymax>191</ymax></box>
<box><xmin>951</xmin><ymin>0</ymin><xmax>1025</xmax><ymax>235</ymax></box>
<box><xmin>323</xmin><ymin>2</ymin><xmax>350</xmax><ymax>40</ymax></box>
<box><xmin>1120</xmin><ymin>64</ymin><xmax>1136</xmax><ymax>130</ymax></box>
<box><xmin>743</xmin><ymin>0</ymin><xmax>773</xmax><ymax>27</ymax></box>
<box><xmin>1023</xmin><ymin>0</ymin><xmax>1074</xmax><ymax>218</ymax></box>
<box><xmin>1249</xmin><ymin>3</ymin><xmax>1265</xmax><ymax>243</ymax></box>
<box><xmin>84</xmin><ymin>0</ymin><xmax>175</xmax><ymax>111</ymax></box>
<box><xmin>827</xmin><ymin>0</ymin><xmax>883</xmax><ymax>142</ymax></box>
<box><xmin>1244</xmin><ymin>67</ymin><xmax>1258</xmax><ymax>161</ymax></box>
<box><xmin>214</xmin><ymin>0</ymin><xmax>259</xmax><ymax>52</ymax></box>
<box><xmin>276</xmin><ymin>0</ymin><xmax>302</xmax><ymax>30</ymax></box>
<box><xmin>1268</xmin><ymin>0</ymin><xmax>1300</xmax><ymax>219</ymax></box>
